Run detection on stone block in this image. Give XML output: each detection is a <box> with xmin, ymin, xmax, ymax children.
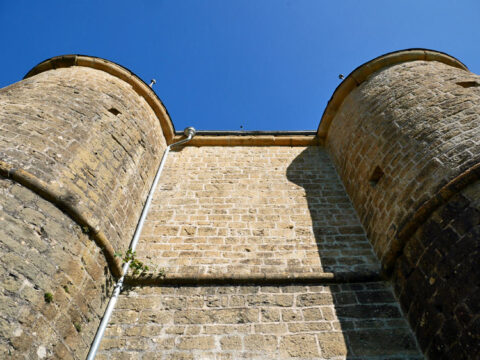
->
<box><xmin>176</xmin><ymin>336</ymin><xmax>215</xmax><ymax>350</ymax></box>
<box><xmin>279</xmin><ymin>334</ymin><xmax>319</xmax><ymax>358</ymax></box>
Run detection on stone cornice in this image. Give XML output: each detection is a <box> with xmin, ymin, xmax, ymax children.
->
<box><xmin>0</xmin><ymin>160</ymin><xmax>123</xmax><ymax>278</ymax></box>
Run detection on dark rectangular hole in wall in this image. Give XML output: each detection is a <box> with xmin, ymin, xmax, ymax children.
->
<box><xmin>108</xmin><ymin>107</ymin><xmax>121</xmax><ymax>116</ymax></box>
<box><xmin>369</xmin><ymin>166</ymin><xmax>384</xmax><ymax>186</ymax></box>
<box><xmin>456</xmin><ymin>81</ymin><xmax>480</xmax><ymax>88</ymax></box>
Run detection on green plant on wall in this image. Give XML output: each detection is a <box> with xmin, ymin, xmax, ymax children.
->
<box><xmin>44</xmin><ymin>292</ymin><xmax>53</xmax><ymax>303</ymax></box>
<box><xmin>115</xmin><ymin>249</ymin><xmax>165</xmax><ymax>277</ymax></box>
<box><xmin>73</xmin><ymin>321</ymin><xmax>82</xmax><ymax>333</ymax></box>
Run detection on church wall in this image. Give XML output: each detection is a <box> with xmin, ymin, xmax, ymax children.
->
<box><xmin>98</xmin><ymin>145</ymin><xmax>421</xmax><ymax>359</ymax></box>
<box><xmin>1</xmin><ymin>50</ymin><xmax>477</xmax><ymax>359</ymax></box>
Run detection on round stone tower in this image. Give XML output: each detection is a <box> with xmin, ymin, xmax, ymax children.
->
<box><xmin>320</xmin><ymin>49</ymin><xmax>480</xmax><ymax>358</ymax></box>
<box><xmin>0</xmin><ymin>55</ymin><xmax>172</xmax><ymax>358</ymax></box>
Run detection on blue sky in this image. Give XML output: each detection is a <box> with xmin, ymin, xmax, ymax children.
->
<box><xmin>1</xmin><ymin>1</ymin><xmax>479</xmax><ymax>131</ymax></box>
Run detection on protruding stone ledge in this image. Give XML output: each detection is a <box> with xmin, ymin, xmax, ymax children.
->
<box><xmin>317</xmin><ymin>48</ymin><xmax>469</xmax><ymax>139</ymax></box>
<box><xmin>384</xmin><ymin>161</ymin><xmax>480</xmax><ymax>275</ymax></box>
<box><xmin>124</xmin><ymin>269</ymin><xmax>382</xmax><ymax>286</ymax></box>
<box><xmin>0</xmin><ymin>160</ymin><xmax>122</xmax><ymax>278</ymax></box>
<box><xmin>173</xmin><ymin>134</ymin><xmax>321</xmax><ymax>147</ymax></box>
<box><xmin>23</xmin><ymin>54</ymin><xmax>175</xmax><ymax>144</ymax></box>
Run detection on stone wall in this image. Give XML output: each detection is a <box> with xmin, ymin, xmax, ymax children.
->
<box><xmin>97</xmin><ymin>283</ymin><xmax>419</xmax><ymax>360</ymax></box>
<box><xmin>135</xmin><ymin>146</ymin><xmax>379</xmax><ymax>278</ymax></box>
<box><xmin>4</xmin><ymin>50</ymin><xmax>477</xmax><ymax>359</ymax></box>
<box><xmin>325</xmin><ymin>58</ymin><xmax>480</xmax><ymax>359</ymax></box>
<box><xmin>326</xmin><ymin>60</ymin><xmax>480</xmax><ymax>270</ymax></box>
<box><xmin>0</xmin><ymin>178</ymin><xmax>111</xmax><ymax>358</ymax></box>
<box><xmin>393</xmin><ymin>179</ymin><xmax>480</xmax><ymax>358</ymax></box>
<box><xmin>0</xmin><ymin>62</ymin><xmax>167</xmax><ymax>358</ymax></box>
<box><xmin>0</xmin><ymin>65</ymin><xmax>167</xmax><ymax>254</ymax></box>
<box><xmin>99</xmin><ymin>145</ymin><xmax>421</xmax><ymax>359</ymax></box>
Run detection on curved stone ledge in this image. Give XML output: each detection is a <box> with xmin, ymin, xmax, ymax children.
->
<box><xmin>392</xmin><ymin>178</ymin><xmax>480</xmax><ymax>357</ymax></box>
<box><xmin>318</xmin><ymin>49</ymin><xmax>469</xmax><ymax>138</ymax></box>
<box><xmin>0</xmin><ymin>160</ymin><xmax>122</xmax><ymax>278</ymax></box>
<box><xmin>387</xmin><ymin>161</ymin><xmax>480</xmax><ymax>274</ymax></box>
<box><xmin>24</xmin><ymin>54</ymin><xmax>175</xmax><ymax>144</ymax></box>
<box><xmin>2</xmin><ymin>63</ymin><xmax>167</xmax><ymax>268</ymax></box>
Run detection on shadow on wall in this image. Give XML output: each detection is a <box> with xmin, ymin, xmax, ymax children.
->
<box><xmin>286</xmin><ymin>147</ymin><xmax>379</xmax><ymax>276</ymax></box>
<box><xmin>393</xmin><ymin>180</ymin><xmax>480</xmax><ymax>358</ymax></box>
<box><xmin>286</xmin><ymin>147</ymin><xmax>421</xmax><ymax>359</ymax></box>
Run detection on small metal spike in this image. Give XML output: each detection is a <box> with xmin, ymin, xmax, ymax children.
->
<box><xmin>149</xmin><ymin>79</ymin><xmax>156</xmax><ymax>88</ymax></box>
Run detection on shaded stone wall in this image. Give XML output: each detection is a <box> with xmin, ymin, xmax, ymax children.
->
<box><xmin>0</xmin><ymin>64</ymin><xmax>167</xmax><ymax>358</ymax></box>
<box><xmin>393</xmin><ymin>179</ymin><xmax>480</xmax><ymax>358</ymax></box>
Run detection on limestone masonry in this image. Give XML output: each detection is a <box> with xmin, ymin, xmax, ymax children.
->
<box><xmin>0</xmin><ymin>49</ymin><xmax>478</xmax><ymax>359</ymax></box>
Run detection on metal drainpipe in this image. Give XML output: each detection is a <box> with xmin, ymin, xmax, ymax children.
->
<box><xmin>86</xmin><ymin>127</ymin><xmax>196</xmax><ymax>360</ymax></box>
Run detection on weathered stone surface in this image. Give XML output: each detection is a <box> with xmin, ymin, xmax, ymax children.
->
<box><xmin>316</xmin><ymin>333</ymin><xmax>347</xmax><ymax>358</ymax></box>
<box><xmin>326</xmin><ymin>60</ymin><xmax>480</xmax><ymax>268</ymax></box>
<box><xmin>324</xmin><ymin>59</ymin><xmax>480</xmax><ymax>358</ymax></box>
<box><xmin>0</xmin><ymin>63</ymin><xmax>166</xmax><ymax>358</ymax></box>
<box><xmin>0</xmin><ymin>178</ymin><xmax>112</xmax><ymax>358</ymax></box>
<box><xmin>136</xmin><ymin>146</ymin><xmax>379</xmax><ymax>277</ymax></box>
<box><xmin>0</xmin><ymin>66</ymin><xmax>167</xmax><ymax>253</ymax></box>
<box><xmin>346</xmin><ymin>329</ymin><xmax>419</xmax><ymax>357</ymax></box>
<box><xmin>98</xmin><ymin>283</ymin><xmax>419</xmax><ymax>359</ymax></box>
<box><xmin>6</xmin><ymin>53</ymin><xmax>478</xmax><ymax>359</ymax></box>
